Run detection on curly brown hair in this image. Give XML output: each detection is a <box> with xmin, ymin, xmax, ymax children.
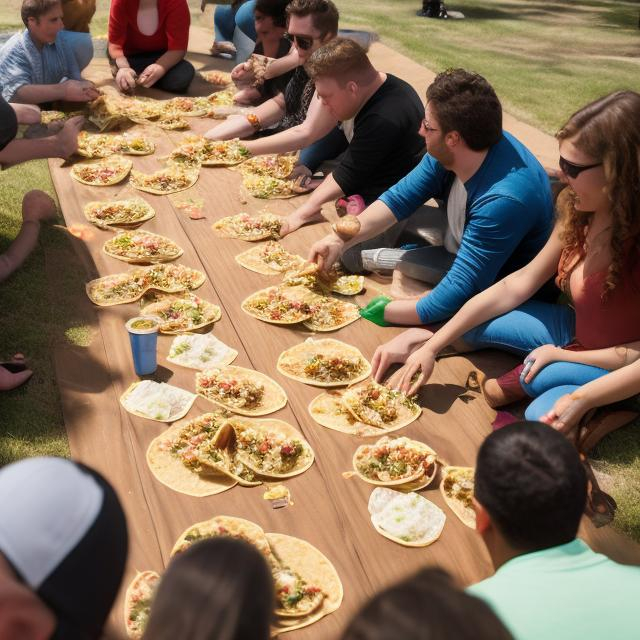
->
<box><xmin>556</xmin><ymin>90</ymin><xmax>640</xmax><ymax>297</ymax></box>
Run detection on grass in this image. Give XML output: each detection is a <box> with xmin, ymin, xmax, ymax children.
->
<box><xmin>0</xmin><ymin>1</ymin><xmax>638</xmax><ymax>539</ymax></box>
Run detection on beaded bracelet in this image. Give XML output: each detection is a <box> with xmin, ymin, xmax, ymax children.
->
<box><xmin>246</xmin><ymin>113</ymin><xmax>261</xmax><ymax>131</ymax></box>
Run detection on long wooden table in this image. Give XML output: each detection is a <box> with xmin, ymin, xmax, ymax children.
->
<box><xmin>49</xmin><ymin>58</ymin><xmax>640</xmax><ymax>640</ymax></box>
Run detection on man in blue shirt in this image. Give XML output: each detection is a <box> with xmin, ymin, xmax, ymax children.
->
<box><xmin>309</xmin><ymin>68</ymin><xmax>553</xmax><ymax>326</ymax></box>
<box><xmin>468</xmin><ymin>422</ymin><xmax>640</xmax><ymax>640</ymax></box>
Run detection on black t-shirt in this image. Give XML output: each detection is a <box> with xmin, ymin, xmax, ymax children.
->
<box><xmin>0</xmin><ymin>96</ymin><xmax>18</xmax><ymax>151</ymax></box>
<box><xmin>331</xmin><ymin>74</ymin><xmax>425</xmax><ymax>204</ymax></box>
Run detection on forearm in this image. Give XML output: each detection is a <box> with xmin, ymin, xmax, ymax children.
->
<box><xmin>10</xmin><ymin>103</ymin><xmax>40</xmax><ymax>124</ymax></box>
<box><xmin>577</xmin><ymin>359</ymin><xmax>640</xmax><ymax>410</ymax></box>
<box><xmin>207</xmin><ymin>97</ymin><xmax>285</xmax><ymax>140</ymax></box>
<box><xmin>0</xmin><ymin>137</ymin><xmax>60</xmax><ymax>168</ymax></box>
<box><xmin>108</xmin><ymin>42</ymin><xmax>125</xmax><ymax>61</ymax></box>
<box><xmin>294</xmin><ymin>173</ymin><xmax>344</xmax><ymax>219</ymax></box>
<box><xmin>264</xmin><ymin>50</ymin><xmax>298</xmax><ymax>80</ymax></box>
<box><xmin>557</xmin><ymin>341</ymin><xmax>640</xmax><ymax>371</ymax></box>
<box><xmin>0</xmin><ymin>221</ymin><xmax>40</xmax><ymax>283</ymax></box>
<box><xmin>383</xmin><ymin>300</ymin><xmax>422</xmax><ymax>325</ymax></box>
<box><xmin>155</xmin><ymin>50</ymin><xmax>186</xmax><ymax>70</ymax></box>
<box><xmin>12</xmin><ymin>84</ymin><xmax>64</xmax><ymax>104</ymax></box>
<box><xmin>341</xmin><ymin>200</ymin><xmax>399</xmax><ymax>253</ymax></box>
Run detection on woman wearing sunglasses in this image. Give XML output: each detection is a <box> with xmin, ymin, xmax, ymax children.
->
<box><xmin>373</xmin><ymin>90</ymin><xmax>640</xmax><ymax>450</ymax></box>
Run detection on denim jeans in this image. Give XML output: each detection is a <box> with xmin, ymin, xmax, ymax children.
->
<box><xmin>214</xmin><ymin>1</ymin><xmax>257</xmax><ymax>42</ymax></box>
<box><xmin>126</xmin><ymin>52</ymin><xmax>195</xmax><ymax>93</ymax></box>
<box><xmin>299</xmin><ymin>126</ymin><xmax>348</xmax><ymax>172</ymax></box>
<box><xmin>59</xmin><ymin>30</ymin><xmax>93</xmax><ymax>71</ymax></box>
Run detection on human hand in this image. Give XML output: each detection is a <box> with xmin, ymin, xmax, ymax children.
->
<box><xmin>54</xmin><ymin>115</ymin><xmax>84</xmax><ymax>158</ymax></box>
<box><xmin>62</xmin><ymin>79</ymin><xmax>100</xmax><ymax>102</ymax></box>
<box><xmin>386</xmin><ymin>343</ymin><xmax>437</xmax><ymax>395</ymax></box>
<box><xmin>308</xmin><ymin>233</ymin><xmax>344</xmax><ymax>271</ymax></box>
<box><xmin>540</xmin><ymin>391</ymin><xmax>591</xmax><ymax>434</ymax></box>
<box><xmin>372</xmin><ymin>328</ymin><xmax>434</xmax><ymax>382</ymax></box>
<box><xmin>521</xmin><ymin>344</ymin><xmax>563</xmax><ymax>384</ymax></box>
<box><xmin>22</xmin><ymin>190</ymin><xmax>57</xmax><ymax>224</ymax></box>
<box><xmin>231</xmin><ymin>61</ymin><xmax>252</xmax><ymax>82</ymax></box>
<box><xmin>116</xmin><ymin>67</ymin><xmax>137</xmax><ymax>93</ymax></box>
<box><xmin>138</xmin><ymin>64</ymin><xmax>165</xmax><ymax>88</ymax></box>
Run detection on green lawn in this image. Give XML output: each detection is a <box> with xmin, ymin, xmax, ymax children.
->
<box><xmin>0</xmin><ymin>1</ymin><xmax>638</xmax><ymax>539</ymax></box>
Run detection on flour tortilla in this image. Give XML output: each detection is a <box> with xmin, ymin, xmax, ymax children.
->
<box><xmin>302</xmin><ymin>297</ymin><xmax>360</xmax><ymax>332</ymax></box>
<box><xmin>440</xmin><ymin>466</ymin><xmax>476</xmax><ymax>529</ymax></box>
<box><xmin>222</xmin><ymin>417</ymin><xmax>315</xmax><ymax>478</ymax></box>
<box><xmin>141</xmin><ymin>294</ymin><xmax>222</xmax><ymax>334</ymax></box>
<box><xmin>70</xmin><ymin>156</ymin><xmax>132</xmax><ymax>186</ymax></box>
<box><xmin>268</xmin><ymin>533</ymin><xmax>343</xmax><ymax>634</ymax></box>
<box><xmin>276</xmin><ymin>338</ymin><xmax>371</xmax><ymax>387</ymax></box>
<box><xmin>146</xmin><ymin>414</ymin><xmax>237</xmax><ymax>497</ymax></box>
<box><xmin>123</xmin><ymin>570</ymin><xmax>160</xmax><ymax>639</ymax></box>
<box><xmin>368</xmin><ymin>488</ymin><xmax>446</xmax><ymax>548</ymax></box>
<box><xmin>120</xmin><ymin>380</ymin><xmax>196</xmax><ymax>423</ymax></box>
<box><xmin>341</xmin><ymin>380</ymin><xmax>422</xmax><ymax>431</ymax></box>
<box><xmin>102</xmin><ymin>230</ymin><xmax>183</xmax><ymax>264</ymax></box>
<box><xmin>196</xmin><ymin>365</ymin><xmax>288</xmax><ymax>416</ymax></box>
<box><xmin>84</xmin><ymin>197</ymin><xmax>156</xmax><ymax>228</ymax></box>
<box><xmin>130</xmin><ymin>167</ymin><xmax>199</xmax><ymax>195</ymax></box>
<box><xmin>352</xmin><ymin>436</ymin><xmax>437</xmax><ymax>487</ymax></box>
<box><xmin>241</xmin><ymin>285</ymin><xmax>319</xmax><ymax>325</ymax></box>
<box><xmin>167</xmin><ymin>333</ymin><xmax>238</xmax><ymax>370</ymax></box>
<box><xmin>213</xmin><ymin>212</ymin><xmax>283</xmax><ymax>241</ymax></box>
<box><xmin>235</xmin><ymin>241</ymin><xmax>305</xmax><ymax>275</ymax></box>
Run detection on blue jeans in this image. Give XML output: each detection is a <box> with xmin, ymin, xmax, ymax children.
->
<box><xmin>299</xmin><ymin>126</ymin><xmax>348</xmax><ymax>172</ymax></box>
<box><xmin>59</xmin><ymin>30</ymin><xmax>93</xmax><ymax>71</ymax></box>
<box><xmin>214</xmin><ymin>1</ymin><xmax>257</xmax><ymax>42</ymax></box>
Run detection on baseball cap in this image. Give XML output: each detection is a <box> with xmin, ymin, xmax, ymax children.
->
<box><xmin>0</xmin><ymin>457</ymin><xmax>128</xmax><ymax>639</ymax></box>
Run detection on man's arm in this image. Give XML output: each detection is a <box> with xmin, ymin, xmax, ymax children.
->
<box><xmin>205</xmin><ymin>93</ymin><xmax>287</xmax><ymax>140</ymax></box>
<box><xmin>13</xmin><ymin>80</ymin><xmax>98</xmax><ymax>104</ymax></box>
<box><xmin>243</xmin><ymin>91</ymin><xmax>338</xmax><ymax>157</ymax></box>
<box><xmin>10</xmin><ymin>103</ymin><xmax>40</xmax><ymax>124</ymax></box>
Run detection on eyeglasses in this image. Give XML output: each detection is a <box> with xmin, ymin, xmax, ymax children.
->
<box><xmin>559</xmin><ymin>155</ymin><xmax>602</xmax><ymax>179</ymax></box>
<box><xmin>285</xmin><ymin>32</ymin><xmax>315</xmax><ymax>50</ymax></box>
<box><xmin>421</xmin><ymin>118</ymin><xmax>439</xmax><ymax>133</ymax></box>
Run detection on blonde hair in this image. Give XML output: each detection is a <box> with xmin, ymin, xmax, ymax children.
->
<box><xmin>556</xmin><ymin>91</ymin><xmax>640</xmax><ymax>296</ymax></box>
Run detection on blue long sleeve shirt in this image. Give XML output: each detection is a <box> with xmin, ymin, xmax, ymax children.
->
<box><xmin>379</xmin><ymin>131</ymin><xmax>553</xmax><ymax>323</ymax></box>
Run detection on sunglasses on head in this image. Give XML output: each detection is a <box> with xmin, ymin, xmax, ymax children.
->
<box><xmin>285</xmin><ymin>32</ymin><xmax>315</xmax><ymax>50</ymax></box>
<box><xmin>559</xmin><ymin>155</ymin><xmax>602</xmax><ymax>179</ymax></box>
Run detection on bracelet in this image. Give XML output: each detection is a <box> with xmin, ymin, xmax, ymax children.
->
<box><xmin>246</xmin><ymin>113</ymin><xmax>261</xmax><ymax>131</ymax></box>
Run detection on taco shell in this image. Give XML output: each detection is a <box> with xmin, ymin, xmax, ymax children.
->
<box><xmin>123</xmin><ymin>570</ymin><xmax>160</xmax><ymax>639</ymax></box>
<box><xmin>235</xmin><ymin>242</ymin><xmax>305</xmax><ymax>275</ymax></box>
<box><xmin>71</xmin><ymin>156</ymin><xmax>132</xmax><ymax>186</ymax></box>
<box><xmin>440</xmin><ymin>466</ymin><xmax>476</xmax><ymax>529</ymax></box>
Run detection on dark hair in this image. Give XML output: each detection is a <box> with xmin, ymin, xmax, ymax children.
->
<box><xmin>341</xmin><ymin>567</ymin><xmax>513</xmax><ymax>640</ymax></box>
<box><xmin>475</xmin><ymin>421</ymin><xmax>587</xmax><ymax>551</ymax></box>
<box><xmin>255</xmin><ymin>0</ymin><xmax>289</xmax><ymax>28</ymax></box>
<box><xmin>426</xmin><ymin>68</ymin><xmax>502</xmax><ymax>151</ymax></box>
<box><xmin>286</xmin><ymin>0</ymin><xmax>339</xmax><ymax>39</ymax></box>
<box><xmin>143</xmin><ymin>538</ymin><xmax>275</xmax><ymax>640</ymax></box>
<box><xmin>305</xmin><ymin>37</ymin><xmax>373</xmax><ymax>82</ymax></box>
<box><xmin>21</xmin><ymin>0</ymin><xmax>60</xmax><ymax>26</ymax></box>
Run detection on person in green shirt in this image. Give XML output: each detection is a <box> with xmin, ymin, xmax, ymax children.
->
<box><xmin>468</xmin><ymin>421</ymin><xmax>640</xmax><ymax>640</ymax></box>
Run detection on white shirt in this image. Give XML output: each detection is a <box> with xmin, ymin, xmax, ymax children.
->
<box><xmin>444</xmin><ymin>176</ymin><xmax>468</xmax><ymax>254</ymax></box>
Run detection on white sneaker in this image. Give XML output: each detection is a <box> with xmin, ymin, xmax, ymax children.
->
<box><xmin>361</xmin><ymin>248</ymin><xmax>407</xmax><ymax>271</ymax></box>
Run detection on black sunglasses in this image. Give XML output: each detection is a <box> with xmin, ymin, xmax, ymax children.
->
<box><xmin>285</xmin><ymin>32</ymin><xmax>314</xmax><ymax>50</ymax></box>
<box><xmin>559</xmin><ymin>155</ymin><xmax>602</xmax><ymax>179</ymax></box>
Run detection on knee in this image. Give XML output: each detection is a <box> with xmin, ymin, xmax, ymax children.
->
<box><xmin>160</xmin><ymin>61</ymin><xmax>195</xmax><ymax>93</ymax></box>
<box><xmin>524</xmin><ymin>401</ymin><xmax>544</xmax><ymax>422</ymax></box>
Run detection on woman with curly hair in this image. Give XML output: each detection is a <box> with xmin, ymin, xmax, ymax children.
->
<box><xmin>372</xmin><ymin>90</ymin><xmax>640</xmax><ymax>450</ymax></box>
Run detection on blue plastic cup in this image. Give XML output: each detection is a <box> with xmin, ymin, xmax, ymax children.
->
<box><xmin>125</xmin><ymin>316</ymin><xmax>159</xmax><ymax>376</ymax></box>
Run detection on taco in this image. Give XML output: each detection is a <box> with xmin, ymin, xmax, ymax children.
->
<box><xmin>235</xmin><ymin>241</ymin><xmax>305</xmax><ymax>275</ymax></box>
<box><xmin>130</xmin><ymin>166</ymin><xmax>199</xmax><ymax>195</ymax></box>
<box><xmin>206</xmin><ymin>88</ymin><xmax>236</xmax><ymax>106</ymax></box>
<box><xmin>196</xmin><ymin>365</ymin><xmax>287</xmax><ymax>416</ymax></box>
<box><xmin>213</xmin><ymin>212</ymin><xmax>283</xmax><ymax>241</ymax></box>
<box><xmin>83</xmin><ymin>197</ymin><xmax>155</xmax><ymax>229</ymax></box>
<box><xmin>153</xmin><ymin>115</ymin><xmax>190</xmax><ymax>130</ymax></box>
<box><xmin>302</xmin><ymin>296</ymin><xmax>360</xmax><ymax>332</ymax></box>
<box><xmin>116</xmin><ymin>135</ymin><xmax>155</xmax><ymax>156</ymax></box>
<box><xmin>76</xmin><ymin>131</ymin><xmax>120</xmax><ymax>158</ymax></box>
<box><xmin>220</xmin><ymin>417</ymin><xmax>314</xmax><ymax>478</ymax></box>
<box><xmin>440</xmin><ymin>466</ymin><xmax>476</xmax><ymax>529</ymax></box>
<box><xmin>241</xmin><ymin>285</ymin><xmax>320</xmax><ymax>325</ymax></box>
<box><xmin>141</xmin><ymin>294</ymin><xmax>221</xmax><ymax>333</ymax></box>
<box><xmin>146</xmin><ymin>412</ymin><xmax>238</xmax><ymax>497</ymax></box>
<box><xmin>70</xmin><ymin>156</ymin><xmax>132</xmax><ymax>186</ymax></box>
<box><xmin>88</xmin><ymin>95</ymin><xmax>129</xmax><ymax>131</ymax></box>
<box><xmin>167</xmin><ymin>333</ymin><xmax>238</xmax><ymax>370</ymax></box>
<box><xmin>120</xmin><ymin>380</ymin><xmax>197</xmax><ymax>422</ymax></box>
<box><xmin>199</xmin><ymin>138</ymin><xmax>250</xmax><ymax>166</ymax></box>
<box><xmin>242</xmin><ymin>174</ymin><xmax>298</xmax><ymax>199</ymax></box>
<box><xmin>239</xmin><ymin>154</ymin><xmax>297</xmax><ymax>180</ymax></box>
<box><xmin>163</xmin><ymin>96</ymin><xmax>209</xmax><ymax>118</ymax></box>
<box><xmin>200</xmin><ymin>70</ymin><xmax>232</xmax><ymax>86</ymax></box>
<box><xmin>103</xmin><ymin>230</ymin><xmax>183</xmax><ymax>264</ymax></box>
<box><xmin>368</xmin><ymin>488</ymin><xmax>446</xmax><ymax>548</ymax></box>
<box><xmin>341</xmin><ymin>380</ymin><xmax>421</xmax><ymax>431</ymax></box>
<box><xmin>352</xmin><ymin>436</ymin><xmax>437</xmax><ymax>487</ymax></box>
<box><xmin>277</xmin><ymin>338</ymin><xmax>371</xmax><ymax>387</ymax></box>
<box><xmin>123</xmin><ymin>570</ymin><xmax>160</xmax><ymax>639</ymax></box>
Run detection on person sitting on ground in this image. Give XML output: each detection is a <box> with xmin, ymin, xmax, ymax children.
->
<box><xmin>143</xmin><ymin>537</ymin><xmax>274</xmax><ymax>640</ymax></box>
<box><xmin>232</xmin><ymin>0</ymin><xmax>295</xmax><ymax>105</ymax></box>
<box><xmin>207</xmin><ymin>0</ymin><xmax>257</xmax><ymax>59</ymax></box>
<box><xmin>377</xmin><ymin>91</ymin><xmax>640</xmax><ymax>451</ymax></box>
<box><xmin>240</xmin><ymin>38</ymin><xmax>425</xmax><ymax>236</ymax></box>
<box><xmin>108</xmin><ymin>0</ymin><xmax>195</xmax><ymax>94</ymax></box>
<box><xmin>341</xmin><ymin>566</ymin><xmax>513</xmax><ymax>640</ymax></box>
<box><xmin>309</xmin><ymin>68</ymin><xmax>553</xmax><ymax>326</ymax></box>
<box><xmin>0</xmin><ymin>457</ymin><xmax>128</xmax><ymax>639</ymax></box>
<box><xmin>467</xmin><ymin>422</ymin><xmax>640</xmax><ymax>640</ymax></box>
<box><xmin>205</xmin><ymin>0</ymin><xmax>339</xmax><ymax>142</ymax></box>
<box><xmin>0</xmin><ymin>0</ymin><xmax>100</xmax><ymax>105</ymax></box>
<box><xmin>60</xmin><ymin>0</ymin><xmax>97</xmax><ymax>71</ymax></box>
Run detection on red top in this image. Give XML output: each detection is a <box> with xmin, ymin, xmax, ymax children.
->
<box><xmin>556</xmin><ymin>247</ymin><xmax>640</xmax><ymax>349</ymax></box>
<box><xmin>108</xmin><ymin>0</ymin><xmax>190</xmax><ymax>57</ymax></box>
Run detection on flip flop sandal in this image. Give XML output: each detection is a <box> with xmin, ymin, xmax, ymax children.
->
<box><xmin>580</xmin><ymin>453</ymin><xmax>617</xmax><ymax>528</ymax></box>
<box><xmin>577</xmin><ymin>408</ymin><xmax>640</xmax><ymax>454</ymax></box>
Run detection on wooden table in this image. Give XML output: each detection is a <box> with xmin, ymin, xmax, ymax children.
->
<box><xmin>49</xmin><ymin>79</ymin><xmax>640</xmax><ymax>640</ymax></box>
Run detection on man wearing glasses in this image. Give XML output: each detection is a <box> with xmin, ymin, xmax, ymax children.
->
<box><xmin>205</xmin><ymin>0</ymin><xmax>338</xmax><ymax>141</ymax></box>
<box><xmin>310</xmin><ymin>68</ymin><xmax>554</xmax><ymax>327</ymax></box>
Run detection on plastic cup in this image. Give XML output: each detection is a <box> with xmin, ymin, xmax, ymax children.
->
<box><xmin>125</xmin><ymin>316</ymin><xmax>159</xmax><ymax>376</ymax></box>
